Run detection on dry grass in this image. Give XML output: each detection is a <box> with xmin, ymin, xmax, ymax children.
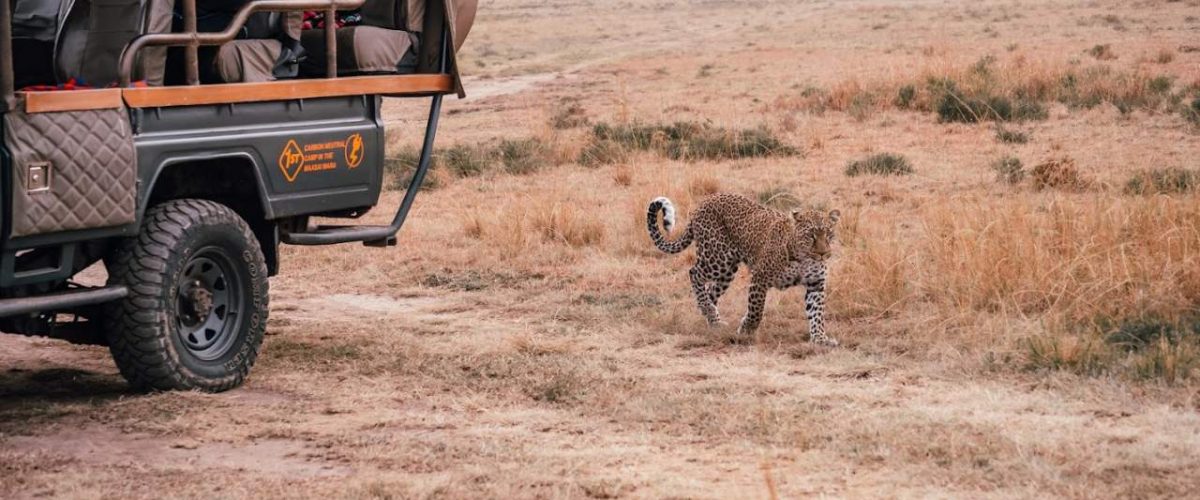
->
<box><xmin>530</xmin><ymin>202</ymin><xmax>607</xmax><ymax>248</ymax></box>
<box><xmin>779</xmin><ymin>53</ymin><xmax>1185</xmax><ymax>123</ymax></box>
<box><xmin>1125</xmin><ymin>167</ymin><xmax>1199</xmax><ymax>195</ymax></box>
<box><xmin>845</xmin><ymin>153</ymin><xmax>913</xmax><ymax>177</ymax></box>
<box><xmin>1030</xmin><ymin>156</ymin><xmax>1089</xmax><ymax>190</ymax></box>
<box><xmin>991</xmin><ymin>156</ymin><xmax>1026</xmax><ymax>184</ymax></box>
<box><xmin>919</xmin><ymin>196</ymin><xmax>1200</xmax><ymax>322</ymax></box>
<box><xmin>5</xmin><ymin>0</ymin><xmax>1200</xmax><ymax>498</ymax></box>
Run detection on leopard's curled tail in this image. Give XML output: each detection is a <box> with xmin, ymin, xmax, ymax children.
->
<box><xmin>647</xmin><ymin>197</ymin><xmax>693</xmax><ymax>254</ymax></box>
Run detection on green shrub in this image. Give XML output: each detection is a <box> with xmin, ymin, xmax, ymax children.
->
<box><xmin>1183</xmin><ymin>97</ymin><xmax>1200</xmax><ymax>128</ymax></box>
<box><xmin>935</xmin><ymin>91</ymin><xmax>998</xmax><ymax>122</ymax></box>
<box><xmin>592</xmin><ymin>122</ymin><xmax>666</xmax><ymax>150</ymax></box>
<box><xmin>1013</xmin><ymin>99</ymin><xmax>1049</xmax><ymax>120</ymax></box>
<box><xmin>441</xmin><ymin>144</ymin><xmax>493</xmax><ymax>177</ymax></box>
<box><xmin>1149</xmin><ymin>75</ymin><xmax>1173</xmax><ymax>95</ymax></box>
<box><xmin>1102</xmin><ymin>315</ymin><xmax>1200</xmax><ymax>384</ymax></box>
<box><xmin>894</xmin><ymin>84</ymin><xmax>917</xmax><ymax>109</ymax></box>
<box><xmin>1023</xmin><ymin>335</ymin><xmax>1111</xmax><ymax>376</ymax></box>
<box><xmin>1022</xmin><ymin>314</ymin><xmax>1200</xmax><ymax>383</ymax></box>
<box><xmin>935</xmin><ymin>90</ymin><xmax>1046</xmax><ymax>123</ymax></box>
<box><xmin>385</xmin><ymin>151</ymin><xmax>442</xmax><ymax>191</ymax></box>
<box><xmin>990</xmin><ymin>156</ymin><xmax>1025</xmax><ymax>184</ymax></box>
<box><xmin>845</xmin><ymin>153</ymin><xmax>913</xmax><ymax>176</ymax></box>
<box><xmin>1129</xmin><ymin>340</ymin><xmax>1200</xmax><ymax>384</ymax></box>
<box><xmin>550</xmin><ymin>102</ymin><xmax>589</xmax><ymax>129</ymax></box>
<box><xmin>1124</xmin><ymin>167</ymin><xmax>1198</xmax><ymax>195</ymax></box>
<box><xmin>995</xmin><ymin>127</ymin><xmax>1029</xmax><ymax>144</ymax></box>
<box><xmin>847</xmin><ymin>92</ymin><xmax>877</xmax><ymax>121</ymax></box>
<box><xmin>578</xmin><ymin>139</ymin><xmax>628</xmax><ymax>167</ymax></box>
<box><xmin>668</xmin><ymin>126</ymin><xmax>796</xmax><ymax>160</ymax></box>
<box><xmin>589</xmin><ymin>121</ymin><xmax>797</xmax><ymax>161</ymax></box>
<box><xmin>498</xmin><ymin>138</ymin><xmax>549</xmax><ymax>175</ymax></box>
<box><xmin>970</xmin><ymin>55</ymin><xmax>998</xmax><ymax>76</ymax></box>
<box><xmin>1102</xmin><ymin>315</ymin><xmax>1200</xmax><ymax>351</ymax></box>
<box><xmin>1086</xmin><ymin>44</ymin><xmax>1115</xmax><ymax>60</ymax></box>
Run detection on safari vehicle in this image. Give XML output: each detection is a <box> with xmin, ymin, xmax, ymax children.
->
<box><xmin>0</xmin><ymin>0</ymin><xmax>475</xmax><ymax>392</ymax></box>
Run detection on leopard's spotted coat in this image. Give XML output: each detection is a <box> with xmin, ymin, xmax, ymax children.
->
<box><xmin>647</xmin><ymin>193</ymin><xmax>841</xmax><ymax>346</ymax></box>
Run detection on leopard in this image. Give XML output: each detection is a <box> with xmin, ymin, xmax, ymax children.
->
<box><xmin>646</xmin><ymin>193</ymin><xmax>841</xmax><ymax>346</ymax></box>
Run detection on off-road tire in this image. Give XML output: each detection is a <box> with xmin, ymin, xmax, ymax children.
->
<box><xmin>104</xmin><ymin>199</ymin><xmax>269</xmax><ymax>392</ymax></box>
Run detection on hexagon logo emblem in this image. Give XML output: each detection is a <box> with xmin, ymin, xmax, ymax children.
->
<box><xmin>278</xmin><ymin>140</ymin><xmax>305</xmax><ymax>182</ymax></box>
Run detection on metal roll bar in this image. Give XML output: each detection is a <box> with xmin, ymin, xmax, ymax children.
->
<box><xmin>0</xmin><ymin>0</ymin><xmax>13</xmax><ymax>111</ymax></box>
<box><xmin>119</xmin><ymin>0</ymin><xmax>367</xmax><ymax>87</ymax></box>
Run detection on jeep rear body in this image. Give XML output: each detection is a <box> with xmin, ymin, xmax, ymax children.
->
<box><xmin>0</xmin><ymin>0</ymin><xmax>471</xmax><ymax>385</ymax></box>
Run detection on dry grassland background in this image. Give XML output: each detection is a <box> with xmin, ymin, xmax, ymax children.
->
<box><xmin>4</xmin><ymin>0</ymin><xmax>1200</xmax><ymax>498</ymax></box>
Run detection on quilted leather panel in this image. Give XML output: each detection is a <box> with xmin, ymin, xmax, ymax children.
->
<box><xmin>4</xmin><ymin>102</ymin><xmax>136</xmax><ymax>237</ymax></box>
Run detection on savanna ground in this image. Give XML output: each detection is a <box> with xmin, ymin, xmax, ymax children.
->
<box><xmin>5</xmin><ymin>0</ymin><xmax>1200</xmax><ymax>498</ymax></box>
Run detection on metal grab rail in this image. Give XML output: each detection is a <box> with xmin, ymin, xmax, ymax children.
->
<box><xmin>280</xmin><ymin>33</ymin><xmax>449</xmax><ymax>247</ymax></box>
<box><xmin>118</xmin><ymin>0</ymin><xmax>368</xmax><ymax>87</ymax></box>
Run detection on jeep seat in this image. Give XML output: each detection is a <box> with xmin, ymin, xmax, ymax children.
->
<box><xmin>298</xmin><ymin>25</ymin><xmax>419</xmax><ymax>78</ymax></box>
<box><xmin>295</xmin><ymin>0</ymin><xmax>476</xmax><ymax>79</ymax></box>
<box><xmin>203</xmin><ymin>10</ymin><xmax>304</xmax><ymax>83</ymax></box>
<box><xmin>54</xmin><ymin>0</ymin><xmax>175</xmax><ymax>87</ymax></box>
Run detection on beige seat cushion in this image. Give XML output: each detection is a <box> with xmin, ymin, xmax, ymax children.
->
<box><xmin>299</xmin><ymin>26</ymin><xmax>417</xmax><ymax>77</ymax></box>
<box><xmin>214</xmin><ymin>39</ymin><xmax>283</xmax><ymax>83</ymax></box>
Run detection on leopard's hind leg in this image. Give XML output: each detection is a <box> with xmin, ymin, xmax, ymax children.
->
<box><xmin>689</xmin><ymin>266</ymin><xmax>722</xmax><ymax>326</ymax></box>
<box><xmin>705</xmin><ymin>258</ymin><xmax>739</xmax><ymax>324</ymax></box>
<box><xmin>690</xmin><ymin>237</ymin><xmax>740</xmax><ymax>326</ymax></box>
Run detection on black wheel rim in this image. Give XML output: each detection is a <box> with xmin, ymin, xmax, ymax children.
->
<box><xmin>176</xmin><ymin>246</ymin><xmax>244</xmax><ymax>362</ymax></box>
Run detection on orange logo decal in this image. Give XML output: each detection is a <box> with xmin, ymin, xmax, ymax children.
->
<box><xmin>345</xmin><ymin>133</ymin><xmax>364</xmax><ymax>168</ymax></box>
<box><xmin>279</xmin><ymin>140</ymin><xmax>305</xmax><ymax>182</ymax></box>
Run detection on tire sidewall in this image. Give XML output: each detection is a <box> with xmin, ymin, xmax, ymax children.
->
<box><xmin>163</xmin><ymin>217</ymin><xmax>267</xmax><ymax>383</ymax></box>
<box><xmin>105</xmin><ymin>199</ymin><xmax>270</xmax><ymax>392</ymax></box>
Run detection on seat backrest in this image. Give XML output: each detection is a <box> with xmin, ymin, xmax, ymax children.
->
<box><xmin>55</xmin><ymin>0</ymin><xmax>175</xmax><ymax>87</ymax></box>
<box><xmin>11</xmin><ymin>0</ymin><xmax>68</xmax><ymax>88</ymax></box>
<box><xmin>361</xmin><ymin>0</ymin><xmax>425</xmax><ymax>33</ymax></box>
<box><xmin>12</xmin><ymin>0</ymin><xmax>63</xmax><ymax>42</ymax></box>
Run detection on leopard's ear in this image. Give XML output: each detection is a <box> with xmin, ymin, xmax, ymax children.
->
<box><xmin>791</xmin><ymin>209</ymin><xmax>804</xmax><ymax>221</ymax></box>
<box><xmin>828</xmin><ymin>209</ymin><xmax>841</xmax><ymax>224</ymax></box>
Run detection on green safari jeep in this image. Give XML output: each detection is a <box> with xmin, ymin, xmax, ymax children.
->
<box><xmin>0</xmin><ymin>0</ymin><xmax>475</xmax><ymax>392</ymax></box>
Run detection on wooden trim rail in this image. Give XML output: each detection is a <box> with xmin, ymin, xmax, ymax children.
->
<box><xmin>18</xmin><ymin>74</ymin><xmax>453</xmax><ymax>113</ymax></box>
<box><xmin>21</xmin><ymin>89</ymin><xmax>125</xmax><ymax>113</ymax></box>
<box><xmin>122</xmin><ymin>74</ymin><xmax>453</xmax><ymax>108</ymax></box>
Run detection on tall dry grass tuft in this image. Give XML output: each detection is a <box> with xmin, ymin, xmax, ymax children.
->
<box><xmin>460</xmin><ymin>195</ymin><xmax>609</xmax><ymax>259</ymax></box>
<box><xmin>688</xmin><ymin>171</ymin><xmax>722</xmax><ymax>197</ymax></box>
<box><xmin>918</xmin><ymin>195</ymin><xmax>1200</xmax><ymax>323</ymax></box>
<box><xmin>477</xmin><ymin>204</ymin><xmax>533</xmax><ymax>259</ymax></box>
<box><xmin>612</xmin><ymin>165</ymin><xmax>634</xmax><ymax>187</ymax></box>
<box><xmin>830</xmin><ymin>209</ymin><xmax>910</xmax><ymax>319</ymax></box>
<box><xmin>531</xmin><ymin>202</ymin><xmax>606</xmax><ymax>248</ymax></box>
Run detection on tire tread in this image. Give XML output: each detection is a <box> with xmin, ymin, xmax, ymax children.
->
<box><xmin>105</xmin><ymin>199</ymin><xmax>268</xmax><ymax>392</ymax></box>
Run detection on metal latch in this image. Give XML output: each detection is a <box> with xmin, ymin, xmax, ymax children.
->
<box><xmin>27</xmin><ymin>162</ymin><xmax>51</xmax><ymax>193</ymax></box>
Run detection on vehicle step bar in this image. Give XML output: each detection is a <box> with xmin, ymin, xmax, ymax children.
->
<box><xmin>0</xmin><ymin>286</ymin><xmax>129</xmax><ymax>318</ymax></box>
<box><xmin>281</xmin><ymin>91</ymin><xmax>444</xmax><ymax>247</ymax></box>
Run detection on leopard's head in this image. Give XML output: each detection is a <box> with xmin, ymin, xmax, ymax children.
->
<box><xmin>789</xmin><ymin>208</ymin><xmax>841</xmax><ymax>261</ymax></box>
